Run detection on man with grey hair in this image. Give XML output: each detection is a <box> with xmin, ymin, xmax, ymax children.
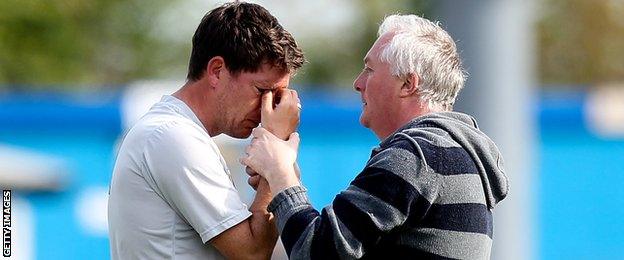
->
<box><xmin>241</xmin><ymin>14</ymin><xmax>509</xmax><ymax>259</ymax></box>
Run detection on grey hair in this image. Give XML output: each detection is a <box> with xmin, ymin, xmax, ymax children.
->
<box><xmin>378</xmin><ymin>14</ymin><xmax>466</xmax><ymax>111</ymax></box>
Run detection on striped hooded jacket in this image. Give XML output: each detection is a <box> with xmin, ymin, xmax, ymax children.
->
<box><xmin>267</xmin><ymin>112</ymin><xmax>509</xmax><ymax>259</ymax></box>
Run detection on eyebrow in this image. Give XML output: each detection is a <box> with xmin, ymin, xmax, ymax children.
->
<box><xmin>364</xmin><ymin>57</ymin><xmax>370</xmax><ymax>64</ymax></box>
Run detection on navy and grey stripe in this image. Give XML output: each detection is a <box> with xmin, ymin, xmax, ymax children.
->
<box><xmin>268</xmin><ymin>112</ymin><xmax>507</xmax><ymax>259</ymax></box>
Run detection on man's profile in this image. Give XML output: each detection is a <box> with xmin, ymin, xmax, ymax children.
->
<box><xmin>242</xmin><ymin>14</ymin><xmax>509</xmax><ymax>259</ymax></box>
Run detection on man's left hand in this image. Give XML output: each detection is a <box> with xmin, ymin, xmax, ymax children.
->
<box><xmin>260</xmin><ymin>89</ymin><xmax>300</xmax><ymax>140</ymax></box>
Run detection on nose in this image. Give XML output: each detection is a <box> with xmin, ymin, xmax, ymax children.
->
<box><xmin>353</xmin><ymin>73</ymin><xmax>364</xmax><ymax>92</ymax></box>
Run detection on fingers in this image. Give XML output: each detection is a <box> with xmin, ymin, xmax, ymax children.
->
<box><xmin>248</xmin><ymin>175</ymin><xmax>261</xmax><ymax>190</ymax></box>
<box><xmin>291</xmin><ymin>90</ymin><xmax>299</xmax><ymax>108</ymax></box>
<box><xmin>245</xmin><ymin>166</ymin><xmax>257</xmax><ymax>177</ymax></box>
<box><xmin>245</xmin><ymin>143</ymin><xmax>252</xmax><ymax>155</ymax></box>
<box><xmin>240</xmin><ymin>156</ymin><xmax>263</xmax><ymax>178</ymax></box>
<box><xmin>277</xmin><ymin>89</ymin><xmax>298</xmax><ymax>108</ymax></box>
<box><xmin>291</xmin><ymin>89</ymin><xmax>299</xmax><ymax>104</ymax></box>
<box><xmin>240</xmin><ymin>152</ymin><xmax>264</xmax><ymax>179</ymax></box>
<box><xmin>260</xmin><ymin>88</ymin><xmax>300</xmax><ymax>140</ymax></box>
<box><xmin>238</xmin><ymin>157</ymin><xmax>249</xmax><ymax>166</ymax></box>
<box><xmin>251</xmin><ymin>127</ymin><xmax>269</xmax><ymax>138</ymax></box>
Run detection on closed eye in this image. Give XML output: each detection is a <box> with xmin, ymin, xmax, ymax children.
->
<box><xmin>255</xmin><ymin>87</ymin><xmax>267</xmax><ymax>95</ymax></box>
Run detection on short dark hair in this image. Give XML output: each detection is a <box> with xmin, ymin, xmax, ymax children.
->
<box><xmin>186</xmin><ymin>2</ymin><xmax>305</xmax><ymax>81</ymax></box>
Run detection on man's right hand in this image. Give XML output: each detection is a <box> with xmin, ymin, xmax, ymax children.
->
<box><xmin>260</xmin><ymin>89</ymin><xmax>300</xmax><ymax>140</ymax></box>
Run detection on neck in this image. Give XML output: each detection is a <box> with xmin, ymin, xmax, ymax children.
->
<box><xmin>173</xmin><ymin>80</ymin><xmax>221</xmax><ymax>136</ymax></box>
<box><xmin>375</xmin><ymin>99</ymin><xmax>440</xmax><ymax>140</ymax></box>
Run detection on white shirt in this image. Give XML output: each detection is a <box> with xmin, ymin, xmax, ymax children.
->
<box><xmin>108</xmin><ymin>95</ymin><xmax>251</xmax><ymax>260</ymax></box>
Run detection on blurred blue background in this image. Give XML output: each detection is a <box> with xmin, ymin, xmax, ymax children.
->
<box><xmin>2</xmin><ymin>88</ymin><xmax>623</xmax><ymax>259</ymax></box>
<box><xmin>2</xmin><ymin>0</ymin><xmax>624</xmax><ymax>259</ymax></box>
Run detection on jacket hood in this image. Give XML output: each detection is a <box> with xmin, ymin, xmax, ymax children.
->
<box><xmin>383</xmin><ymin>111</ymin><xmax>509</xmax><ymax>209</ymax></box>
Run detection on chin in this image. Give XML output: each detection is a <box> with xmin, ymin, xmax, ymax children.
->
<box><xmin>228</xmin><ymin>129</ymin><xmax>253</xmax><ymax>139</ymax></box>
<box><xmin>359</xmin><ymin>115</ymin><xmax>370</xmax><ymax>128</ymax></box>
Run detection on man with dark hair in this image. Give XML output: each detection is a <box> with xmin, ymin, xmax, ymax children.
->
<box><xmin>108</xmin><ymin>2</ymin><xmax>304</xmax><ymax>259</ymax></box>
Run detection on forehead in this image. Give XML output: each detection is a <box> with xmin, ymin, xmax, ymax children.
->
<box><xmin>365</xmin><ymin>33</ymin><xmax>394</xmax><ymax>64</ymax></box>
<box><xmin>235</xmin><ymin>63</ymin><xmax>291</xmax><ymax>88</ymax></box>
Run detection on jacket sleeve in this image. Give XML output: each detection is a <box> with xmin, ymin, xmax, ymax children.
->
<box><xmin>267</xmin><ymin>138</ymin><xmax>441</xmax><ymax>259</ymax></box>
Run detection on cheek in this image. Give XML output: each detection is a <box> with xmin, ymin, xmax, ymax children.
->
<box><xmin>253</xmin><ymin>97</ymin><xmax>262</xmax><ymax>111</ymax></box>
<box><xmin>366</xmin><ymin>78</ymin><xmax>382</xmax><ymax>101</ymax></box>
<box><xmin>245</xmin><ymin>98</ymin><xmax>262</xmax><ymax>117</ymax></box>
<box><xmin>368</xmin><ymin>85</ymin><xmax>392</xmax><ymax>115</ymax></box>
<box><xmin>242</xmin><ymin>94</ymin><xmax>260</xmax><ymax>110</ymax></box>
<box><xmin>369</xmin><ymin>73</ymin><xmax>383</xmax><ymax>89</ymax></box>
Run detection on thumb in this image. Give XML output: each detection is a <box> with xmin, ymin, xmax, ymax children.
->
<box><xmin>261</xmin><ymin>91</ymin><xmax>273</xmax><ymax>116</ymax></box>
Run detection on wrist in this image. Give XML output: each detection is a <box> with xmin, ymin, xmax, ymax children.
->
<box><xmin>267</xmin><ymin>170</ymin><xmax>300</xmax><ymax>196</ymax></box>
<box><xmin>249</xmin><ymin>179</ymin><xmax>272</xmax><ymax>213</ymax></box>
<box><xmin>263</xmin><ymin>126</ymin><xmax>291</xmax><ymax>140</ymax></box>
<box><xmin>273</xmin><ymin>130</ymin><xmax>291</xmax><ymax>141</ymax></box>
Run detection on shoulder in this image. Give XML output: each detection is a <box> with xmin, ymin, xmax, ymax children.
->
<box><xmin>365</xmin><ymin>134</ymin><xmax>424</xmax><ymax>177</ymax></box>
<box><xmin>139</xmin><ymin>119</ymin><xmax>228</xmax><ymax>184</ymax></box>
<box><xmin>136</xmin><ymin>116</ymin><xmax>220</xmax><ymax>167</ymax></box>
<box><xmin>369</xmin><ymin>130</ymin><xmax>423</xmax><ymax>164</ymax></box>
<box><xmin>391</xmin><ymin>127</ymin><xmax>478</xmax><ymax>176</ymax></box>
<box><xmin>146</xmin><ymin>117</ymin><xmax>211</xmax><ymax>148</ymax></box>
<box><xmin>365</xmin><ymin>126</ymin><xmax>461</xmax><ymax>177</ymax></box>
<box><xmin>354</xmin><ymin>131</ymin><xmax>442</xmax><ymax>205</ymax></box>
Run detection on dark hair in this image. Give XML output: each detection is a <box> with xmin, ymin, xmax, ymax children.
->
<box><xmin>186</xmin><ymin>2</ymin><xmax>305</xmax><ymax>81</ymax></box>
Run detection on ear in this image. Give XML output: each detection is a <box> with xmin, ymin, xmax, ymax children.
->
<box><xmin>399</xmin><ymin>73</ymin><xmax>419</xmax><ymax>98</ymax></box>
<box><xmin>205</xmin><ymin>56</ymin><xmax>227</xmax><ymax>88</ymax></box>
